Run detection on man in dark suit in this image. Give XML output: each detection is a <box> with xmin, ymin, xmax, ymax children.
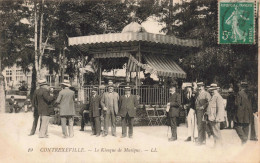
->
<box><xmin>234</xmin><ymin>82</ymin><xmax>253</xmax><ymax>145</ymax></box>
<box><xmin>89</xmin><ymin>87</ymin><xmax>102</xmax><ymax>137</ymax></box>
<box><xmin>166</xmin><ymin>86</ymin><xmax>181</xmax><ymax>141</ymax></box>
<box><xmin>33</xmin><ymin>79</ymin><xmax>54</xmax><ymax>138</ymax></box>
<box><xmin>118</xmin><ymin>86</ymin><xmax>138</xmax><ymax>139</ymax></box>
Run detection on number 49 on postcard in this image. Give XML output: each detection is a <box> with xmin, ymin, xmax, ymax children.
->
<box><xmin>218</xmin><ymin>0</ymin><xmax>255</xmax><ymax>44</ymax></box>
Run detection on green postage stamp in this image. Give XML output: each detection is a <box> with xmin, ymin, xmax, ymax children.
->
<box><xmin>219</xmin><ymin>0</ymin><xmax>255</xmax><ymax>44</ymax></box>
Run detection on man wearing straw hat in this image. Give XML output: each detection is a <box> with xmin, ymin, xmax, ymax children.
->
<box><xmin>207</xmin><ymin>84</ymin><xmax>225</xmax><ymax>147</ymax></box>
<box><xmin>195</xmin><ymin>82</ymin><xmax>211</xmax><ymax>145</ymax></box>
<box><xmin>32</xmin><ymin>79</ymin><xmax>54</xmax><ymax>138</ymax></box>
<box><xmin>101</xmin><ymin>80</ymin><xmax>119</xmax><ymax>137</ymax></box>
<box><xmin>118</xmin><ymin>86</ymin><xmax>138</xmax><ymax>138</ymax></box>
<box><xmin>89</xmin><ymin>87</ymin><xmax>102</xmax><ymax>137</ymax></box>
<box><xmin>56</xmin><ymin>80</ymin><xmax>75</xmax><ymax>138</ymax></box>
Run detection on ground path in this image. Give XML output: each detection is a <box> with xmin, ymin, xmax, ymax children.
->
<box><xmin>0</xmin><ymin>113</ymin><xmax>259</xmax><ymax>162</ymax></box>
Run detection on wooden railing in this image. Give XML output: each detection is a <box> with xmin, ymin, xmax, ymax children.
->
<box><xmin>83</xmin><ymin>85</ymin><xmax>171</xmax><ymax>105</ymax></box>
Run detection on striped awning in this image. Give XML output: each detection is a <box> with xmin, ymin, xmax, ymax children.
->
<box><xmin>92</xmin><ymin>52</ymin><xmax>186</xmax><ymax>78</ymax></box>
<box><xmin>68</xmin><ymin>32</ymin><xmax>201</xmax><ymax>47</ymax></box>
<box><xmin>93</xmin><ymin>52</ymin><xmax>130</xmax><ymax>58</ymax></box>
<box><xmin>143</xmin><ymin>54</ymin><xmax>186</xmax><ymax>78</ymax></box>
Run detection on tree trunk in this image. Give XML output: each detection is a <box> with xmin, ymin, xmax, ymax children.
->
<box><xmin>34</xmin><ymin>0</ymin><xmax>39</xmax><ymax>81</ymax></box>
<box><xmin>30</xmin><ymin>65</ymin><xmax>37</xmax><ymax>100</ymax></box>
<box><xmin>38</xmin><ymin>0</ymin><xmax>44</xmax><ymax>77</ymax></box>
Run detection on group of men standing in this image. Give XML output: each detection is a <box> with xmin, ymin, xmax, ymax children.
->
<box><xmin>29</xmin><ymin>79</ymin><xmax>76</xmax><ymax>138</ymax></box>
<box><xmin>168</xmin><ymin>81</ymin><xmax>256</xmax><ymax>148</ymax></box>
<box><xmin>29</xmin><ymin>79</ymin><xmax>138</xmax><ymax>139</ymax></box>
<box><xmin>28</xmin><ymin>78</ymin><xmax>257</xmax><ymax>145</ymax></box>
<box><xmin>81</xmin><ymin>80</ymin><xmax>138</xmax><ymax>138</ymax></box>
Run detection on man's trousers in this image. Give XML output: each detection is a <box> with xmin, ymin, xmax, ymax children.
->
<box><xmin>30</xmin><ymin>114</ymin><xmax>40</xmax><ymax>135</ymax></box>
<box><xmin>103</xmin><ymin>109</ymin><xmax>116</xmax><ymax>135</ymax></box>
<box><xmin>61</xmin><ymin>116</ymin><xmax>74</xmax><ymax>137</ymax></box>
<box><xmin>39</xmin><ymin>116</ymin><xmax>50</xmax><ymax>138</ymax></box>
<box><xmin>90</xmin><ymin>117</ymin><xmax>101</xmax><ymax>135</ymax></box>
<box><xmin>209</xmin><ymin>121</ymin><xmax>222</xmax><ymax>147</ymax></box>
<box><xmin>234</xmin><ymin>123</ymin><xmax>249</xmax><ymax>144</ymax></box>
<box><xmin>196</xmin><ymin>109</ymin><xmax>206</xmax><ymax>143</ymax></box>
<box><xmin>121</xmin><ymin>113</ymin><xmax>134</xmax><ymax>137</ymax></box>
<box><xmin>169</xmin><ymin>117</ymin><xmax>177</xmax><ymax>139</ymax></box>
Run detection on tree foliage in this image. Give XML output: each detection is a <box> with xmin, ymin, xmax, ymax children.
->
<box><xmin>167</xmin><ymin>0</ymin><xmax>257</xmax><ymax>87</ymax></box>
<box><xmin>0</xmin><ymin>0</ymin><xmax>257</xmax><ymax>91</ymax></box>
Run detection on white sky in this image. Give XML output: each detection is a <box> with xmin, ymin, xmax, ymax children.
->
<box><xmin>103</xmin><ymin>17</ymin><xmax>164</xmax><ymax>80</ymax></box>
<box><xmin>141</xmin><ymin>17</ymin><xmax>166</xmax><ymax>34</ymax></box>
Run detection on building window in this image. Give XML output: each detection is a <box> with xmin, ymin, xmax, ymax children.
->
<box><xmin>5</xmin><ymin>70</ymin><xmax>12</xmax><ymax>84</ymax></box>
<box><xmin>16</xmin><ymin>70</ymin><xmax>24</xmax><ymax>84</ymax></box>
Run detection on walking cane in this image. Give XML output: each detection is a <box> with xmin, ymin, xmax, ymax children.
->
<box><xmin>192</xmin><ymin>111</ymin><xmax>196</xmax><ymax>142</ymax></box>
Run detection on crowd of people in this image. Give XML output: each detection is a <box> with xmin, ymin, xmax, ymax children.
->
<box><xmin>178</xmin><ymin>81</ymin><xmax>258</xmax><ymax>147</ymax></box>
<box><xmin>26</xmin><ymin>78</ymin><xmax>258</xmax><ymax>147</ymax></box>
<box><xmin>28</xmin><ymin>79</ymin><xmax>138</xmax><ymax>139</ymax></box>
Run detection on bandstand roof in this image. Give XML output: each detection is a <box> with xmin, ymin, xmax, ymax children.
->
<box><xmin>68</xmin><ymin>31</ymin><xmax>201</xmax><ymax>48</ymax></box>
<box><xmin>68</xmin><ymin>22</ymin><xmax>200</xmax><ymax>79</ymax></box>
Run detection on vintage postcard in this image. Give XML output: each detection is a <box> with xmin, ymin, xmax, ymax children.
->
<box><xmin>0</xmin><ymin>0</ymin><xmax>259</xmax><ymax>162</ymax></box>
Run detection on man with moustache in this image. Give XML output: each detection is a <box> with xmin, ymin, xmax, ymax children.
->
<box><xmin>101</xmin><ymin>80</ymin><xmax>119</xmax><ymax>137</ymax></box>
<box><xmin>118</xmin><ymin>86</ymin><xmax>138</xmax><ymax>139</ymax></box>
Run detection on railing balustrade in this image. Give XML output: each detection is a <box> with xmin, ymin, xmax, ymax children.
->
<box><xmin>83</xmin><ymin>85</ymin><xmax>170</xmax><ymax>105</ymax></box>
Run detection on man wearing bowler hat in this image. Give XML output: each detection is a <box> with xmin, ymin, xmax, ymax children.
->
<box><xmin>56</xmin><ymin>80</ymin><xmax>75</xmax><ymax>138</ymax></box>
<box><xmin>195</xmin><ymin>82</ymin><xmax>211</xmax><ymax>145</ymax></box>
<box><xmin>207</xmin><ymin>84</ymin><xmax>225</xmax><ymax>147</ymax></box>
<box><xmin>32</xmin><ymin>79</ymin><xmax>54</xmax><ymax>138</ymax></box>
<box><xmin>89</xmin><ymin>87</ymin><xmax>102</xmax><ymax>136</ymax></box>
<box><xmin>234</xmin><ymin>81</ymin><xmax>253</xmax><ymax>145</ymax></box>
<box><xmin>101</xmin><ymin>80</ymin><xmax>119</xmax><ymax>137</ymax></box>
<box><xmin>118</xmin><ymin>86</ymin><xmax>138</xmax><ymax>138</ymax></box>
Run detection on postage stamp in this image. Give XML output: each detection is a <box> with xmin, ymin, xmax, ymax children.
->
<box><xmin>218</xmin><ymin>0</ymin><xmax>255</xmax><ymax>44</ymax></box>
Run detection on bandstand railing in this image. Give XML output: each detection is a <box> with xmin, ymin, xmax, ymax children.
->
<box><xmin>83</xmin><ymin>85</ymin><xmax>171</xmax><ymax>105</ymax></box>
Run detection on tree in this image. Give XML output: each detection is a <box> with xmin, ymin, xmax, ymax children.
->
<box><xmin>162</xmin><ymin>0</ymin><xmax>258</xmax><ymax>87</ymax></box>
<box><xmin>0</xmin><ymin>0</ymin><xmax>33</xmax><ymax>71</ymax></box>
